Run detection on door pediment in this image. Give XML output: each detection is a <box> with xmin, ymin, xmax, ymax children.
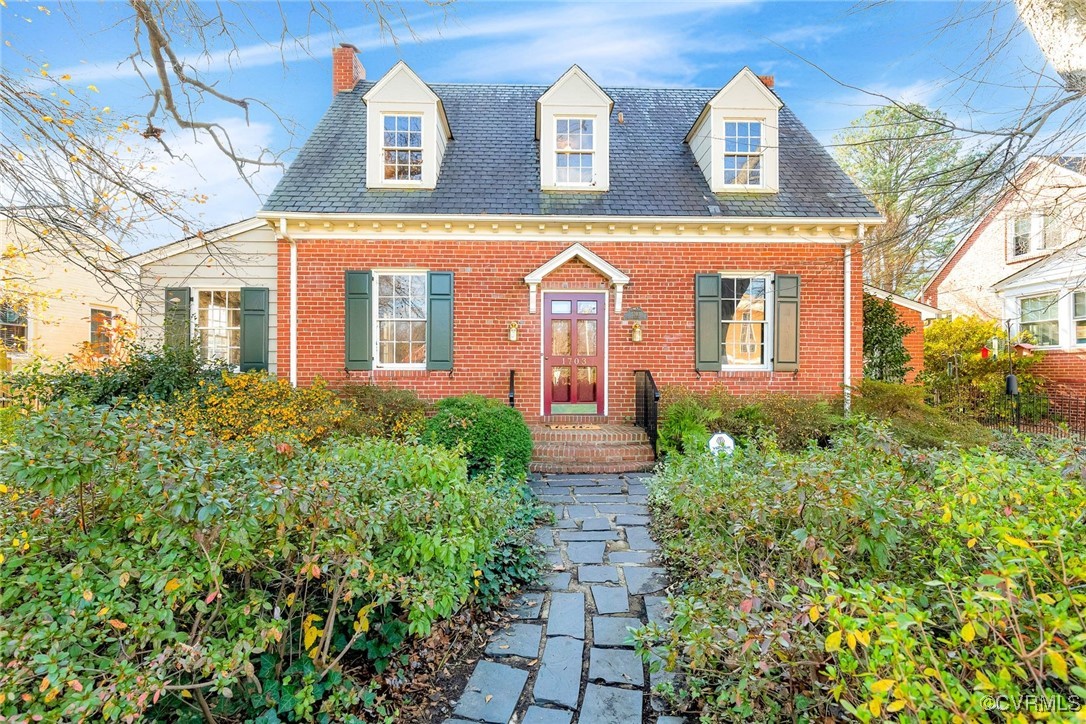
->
<box><xmin>525</xmin><ymin>243</ymin><xmax>630</xmax><ymax>313</ymax></box>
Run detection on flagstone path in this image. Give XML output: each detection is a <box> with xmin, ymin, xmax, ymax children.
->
<box><xmin>444</xmin><ymin>472</ymin><xmax>684</xmax><ymax>724</ymax></box>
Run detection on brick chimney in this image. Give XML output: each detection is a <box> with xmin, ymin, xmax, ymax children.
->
<box><xmin>332</xmin><ymin>43</ymin><xmax>365</xmax><ymax>94</ymax></box>
<box><xmin>758</xmin><ymin>75</ymin><xmax>775</xmax><ymax>89</ymax></box>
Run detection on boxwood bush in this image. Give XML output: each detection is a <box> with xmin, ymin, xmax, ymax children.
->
<box><xmin>642</xmin><ymin>423</ymin><xmax>1086</xmax><ymax>721</ymax></box>
<box><xmin>0</xmin><ymin>401</ymin><xmax>540</xmax><ymax>722</ymax></box>
<box><xmin>423</xmin><ymin>394</ymin><xmax>533</xmax><ymax>480</ymax></box>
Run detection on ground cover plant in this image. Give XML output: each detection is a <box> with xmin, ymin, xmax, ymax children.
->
<box><xmin>0</xmin><ymin>394</ymin><xmax>542</xmax><ymax>722</ymax></box>
<box><xmin>641</xmin><ymin>423</ymin><xmax>1086</xmax><ymax>721</ymax></box>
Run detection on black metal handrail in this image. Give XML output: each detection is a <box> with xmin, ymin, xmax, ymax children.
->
<box><xmin>508</xmin><ymin>369</ymin><xmax>516</xmax><ymax>408</ymax></box>
<box><xmin>634</xmin><ymin>370</ymin><xmax>660</xmax><ymax>457</ymax></box>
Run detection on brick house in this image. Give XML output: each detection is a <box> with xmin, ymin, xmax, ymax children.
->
<box><xmin>863</xmin><ymin>285</ymin><xmax>940</xmax><ymax>384</ymax></box>
<box><xmin>922</xmin><ymin>156</ymin><xmax>1086</xmax><ymax>396</ymax></box>
<box><xmin>141</xmin><ymin>46</ymin><xmax>882</xmax><ymax>469</ymax></box>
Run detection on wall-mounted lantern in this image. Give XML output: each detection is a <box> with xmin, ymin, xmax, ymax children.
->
<box><xmin>508</xmin><ymin>321</ymin><xmax>519</xmax><ymax>342</ymax></box>
<box><xmin>631</xmin><ymin>321</ymin><xmax>643</xmax><ymax>343</ymax></box>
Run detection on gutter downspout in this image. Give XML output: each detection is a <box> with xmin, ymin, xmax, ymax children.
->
<box><xmin>844</xmin><ymin>224</ymin><xmax>865</xmax><ymax>414</ymax></box>
<box><xmin>281</xmin><ymin>217</ymin><xmax>298</xmax><ymax>388</ymax></box>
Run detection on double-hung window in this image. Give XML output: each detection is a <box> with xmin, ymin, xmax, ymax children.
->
<box><xmin>721</xmin><ymin>275</ymin><xmax>770</xmax><ymax>367</ymax></box>
<box><xmin>375</xmin><ymin>272</ymin><xmax>427</xmax><ymax>367</ymax></box>
<box><xmin>1012</xmin><ymin>216</ymin><xmax>1032</xmax><ymax>257</ymax></box>
<box><xmin>89</xmin><ymin>308</ymin><xmax>114</xmax><ymax>355</ymax></box>
<box><xmin>723</xmin><ymin>121</ymin><xmax>763</xmax><ymax>186</ymax></box>
<box><xmin>555</xmin><ymin>118</ymin><xmax>594</xmax><ymax>185</ymax></box>
<box><xmin>382</xmin><ymin>114</ymin><xmax>423</xmax><ymax>182</ymax></box>
<box><xmin>1020</xmin><ymin>294</ymin><xmax>1059</xmax><ymax>346</ymax></box>
<box><xmin>1075</xmin><ymin>291</ymin><xmax>1086</xmax><ymax>346</ymax></box>
<box><xmin>196</xmin><ymin>290</ymin><xmax>241</xmax><ymax>365</ymax></box>
<box><xmin>0</xmin><ymin>302</ymin><xmax>27</xmax><ymax>353</ymax></box>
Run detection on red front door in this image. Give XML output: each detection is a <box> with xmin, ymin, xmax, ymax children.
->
<box><xmin>544</xmin><ymin>293</ymin><xmax>605</xmax><ymax>415</ymax></box>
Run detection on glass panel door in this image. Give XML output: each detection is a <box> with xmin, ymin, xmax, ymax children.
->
<box><xmin>543</xmin><ymin>293</ymin><xmax>605</xmax><ymax>415</ymax></box>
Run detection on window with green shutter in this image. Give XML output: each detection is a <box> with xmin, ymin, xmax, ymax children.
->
<box><xmin>694</xmin><ymin>273</ymin><xmax>800</xmax><ymax>372</ymax></box>
<box><xmin>164</xmin><ymin>287</ymin><xmax>191</xmax><ymax>350</ymax></box>
<box><xmin>345</xmin><ymin>271</ymin><xmax>373</xmax><ymax>371</ymax></box>
<box><xmin>239</xmin><ymin>287</ymin><xmax>270</xmax><ymax>372</ymax></box>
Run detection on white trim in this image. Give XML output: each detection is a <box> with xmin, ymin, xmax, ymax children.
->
<box><xmin>524</xmin><ymin>243</ymin><xmax>630</xmax><ymax>314</ymax></box>
<box><xmin>371</xmin><ymin>269</ymin><xmax>429</xmax><ymax>370</ymax></box>
<box><xmin>288</xmin><ymin>227</ymin><xmax>297</xmax><ymax>386</ymax></box>
<box><xmin>190</xmin><ymin>286</ymin><xmax>244</xmax><ymax>369</ymax></box>
<box><xmin>552</xmin><ymin>116</ymin><xmax>598</xmax><ymax>189</ymax></box>
<box><xmin>844</xmin><ymin>240</ymin><xmax>855</xmax><ymax>413</ymax></box>
<box><xmin>720</xmin><ymin>118</ymin><xmax>767</xmax><ymax>191</ymax></box>
<box><xmin>862</xmin><ymin>284</ymin><xmax>941</xmax><ymax>319</ymax></box>
<box><xmin>539</xmin><ymin>289</ymin><xmax>609</xmax><ymax>417</ymax></box>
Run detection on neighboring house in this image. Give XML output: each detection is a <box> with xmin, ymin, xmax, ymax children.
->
<box><xmin>0</xmin><ymin>214</ymin><xmax>133</xmax><ymax>366</ymax></box>
<box><xmin>921</xmin><ymin>156</ymin><xmax>1086</xmax><ymax>395</ymax></box>
<box><xmin>138</xmin><ymin>47</ymin><xmax>882</xmax><ymax>468</ymax></box>
<box><xmin>863</xmin><ymin>284</ymin><xmax>941</xmax><ymax>384</ymax></box>
<box><xmin>130</xmin><ymin>218</ymin><xmax>278</xmax><ymax>374</ymax></box>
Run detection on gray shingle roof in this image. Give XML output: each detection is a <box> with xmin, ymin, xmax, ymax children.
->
<box><xmin>263</xmin><ymin>82</ymin><xmax>880</xmax><ymax>219</ymax></box>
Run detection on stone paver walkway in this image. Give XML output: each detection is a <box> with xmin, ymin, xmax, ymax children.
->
<box><xmin>446</xmin><ymin>473</ymin><xmax>681</xmax><ymax>724</ymax></box>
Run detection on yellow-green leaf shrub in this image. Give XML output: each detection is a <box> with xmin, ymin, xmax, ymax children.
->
<box><xmin>643</xmin><ymin>423</ymin><xmax>1086</xmax><ymax>721</ymax></box>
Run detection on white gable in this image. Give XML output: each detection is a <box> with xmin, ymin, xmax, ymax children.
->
<box><xmin>363</xmin><ymin>62</ymin><xmax>452</xmax><ymax>190</ymax></box>
<box><xmin>537</xmin><ymin>66</ymin><xmax>613</xmax><ymax>192</ymax></box>
<box><xmin>687</xmin><ymin>67</ymin><xmax>781</xmax><ymax>194</ymax></box>
<box><xmin>524</xmin><ymin>243</ymin><xmax>630</xmax><ymax>313</ymax></box>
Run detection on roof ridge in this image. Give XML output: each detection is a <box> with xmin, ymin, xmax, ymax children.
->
<box><xmin>425</xmin><ymin>80</ymin><xmax>725</xmax><ymax>93</ymax></box>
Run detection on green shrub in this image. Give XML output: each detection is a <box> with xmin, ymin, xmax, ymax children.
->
<box><xmin>642</xmin><ymin>423</ymin><xmax>1086</xmax><ymax>721</ymax></box>
<box><xmin>656</xmin><ymin>387</ymin><xmax>842</xmax><ymax>456</ymax></box>
<box><xmin>339</xmin><ymin>383</ymin><xmax>428</xmax><ymax>441</ymax></box>
<box><xmin>862</xmin><ymin>293</ymin><xmax>913</xmax><ymax>383</ymax></box>
<box><xmin>423</xmin><ymin>394</ymin><xmax>533</xmax><ymax>480</ymax></box>
<box><xmin>5</xmin><ymin>343</ymin><xmax>224</xmax><ymax>407</ymax></box>
<box><xmin>0</xmin><ymin>402</ymin><xmax>539</xmax><ymax>722</ymax></box>
<box><xmin>922</xmin><ymin>315</ymin><xmax>1044</xmax><ymax>403</ymax></box>
<box><xmin>854</xmin><ymin>379</ymin><xmax>992</xmax><ymax>448</ymax></box>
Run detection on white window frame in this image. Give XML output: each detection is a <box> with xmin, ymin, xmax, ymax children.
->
<box><xmin>719</xmin><ymin>273</ymin><xmax>774</xmax><ymax>371</ymax></box>
<box><xmin>380</xmin><ymin>113</ymin><xmax>425</xmax><ymax>186</ymax></box>
<box><xmin>88</xmin><ymin>306</ymin><xmax>116</xmax><ymax>355</ymax></box>
<box><xmin>0</xmin><ymin>300</ymin><xmax>29</xmax><ymax>355</ymax></box>
<box><xmin>372</xmin><ymin>270</ymin><xmax>428</xmax><ymax>370</ymax></box>
<box><xmin>193</xmin><ymin>288</ymin><xmax>242</xmax><ymax>368</ymax></box>
<box><xmin>1018</xmin><ymin>293</ymin><xmax>1060</xmax><ymax>348</ymax></box>
<box><xmin>1009</xmin><ymin>210</ymin><xmax>1063</xmax><ymax>260</ymax></box>
<box><xmin>554</xmin><ymin>116</ymin><xmax>596</xmax><ymax>188</ymax></box>
<box><xmin>1074</xmin><ymin>291</ymin><xmax>1086</xmax><ymax>347</ymax></box>
<box><xmin>721</xmin><ymin>119</ymin><xmax>765</xmax><ymax>189</ymax></box>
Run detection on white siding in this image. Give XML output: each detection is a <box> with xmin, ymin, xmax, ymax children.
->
<box><xmin>137</xmin><ymin>224</ymin><xmax>279</xmax><ymax>374</ymax></box>
<box><xmin>689</xmin><ymin>119</ymin><xmax>713</xmax><ymax>188</ymax></box>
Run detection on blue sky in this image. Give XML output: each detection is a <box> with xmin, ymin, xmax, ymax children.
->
<box><xmin>0</xmin><ymin>0</ymin><xmax>1058</xmax><ymax>248</ymax></box>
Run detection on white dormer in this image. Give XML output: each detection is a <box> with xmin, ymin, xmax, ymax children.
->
<box><xmin>363</xmin><ymin>61</ymin><xmax>452</xmax><ymax>190</ymax></box>
<box><xmin>686</xmin><ymin>67</ymin><xmax>782</xmax><ymax>194</ymax></box>
<box><xmin>537</xmin><ymin>66</ymin><xmax>613</xmax><ymax>192</ymax></box>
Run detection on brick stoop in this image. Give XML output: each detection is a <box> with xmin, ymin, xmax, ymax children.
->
<box><xmin>529</xmin><ymin>423</ymin><xmax>656</xmax><ymax>474</ymax></box>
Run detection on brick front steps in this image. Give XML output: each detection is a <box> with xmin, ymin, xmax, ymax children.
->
<box><xmin>529</xmin><ymin>423</ymin><xmax>656</xmax><ymax>474</ymax></box>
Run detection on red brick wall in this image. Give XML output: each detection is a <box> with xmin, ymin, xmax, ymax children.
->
<box><xmin>890</xmin><ymin>302</ymin><xmax>925</xmax><ymax>384</ymax></box>
<box><xmin>278</xmin><ymin>238</ymin><xmax>865</xmax><ymax>420</ymax></box>
<box><xmin>1034</xmin><ymin>350</ymin><xmax>1086</xmax><ymax>396</ymax></box>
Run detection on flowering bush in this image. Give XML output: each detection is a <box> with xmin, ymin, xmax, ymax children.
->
<box><xmin>642</xmin><ymin>423</ymin><xmax>1086</xmax><ymax>721</ymax></box>
<box><xmin>173</xmin><ymin>372</ymin><xmax>351</xmax><ymax>444</ymax></box>
<box><xmin>0</xmin><ymin>402</ymin><xmax>540</xmax><ymax>722</ymax></box>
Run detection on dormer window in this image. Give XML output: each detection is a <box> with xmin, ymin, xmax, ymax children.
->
<box><xmin>723</xmin><ymin>120</ymin><xmax>763</xmax><ymax>186</ymax></box>
<box><xmin>686</xmin><ymin>67</ymin><xmax>781</xmax><ymax>194</ymax></box>
<box><xmin>382</xmin><ymin>114</ymin><xmax>423</xmax><ymax>182</ymax></box>
<box><xmin>556</xmin><ymin>118</ymin><xmax>594</xmax><ymax>185</ymax></box>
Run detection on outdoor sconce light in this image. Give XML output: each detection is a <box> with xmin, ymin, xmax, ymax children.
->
<box><xmin>508</xmin><ymin>321</ymin><xmax>519</xmax><ymax>342</ymax></box>
<box><xmin>631</xmin><ymin>321</ymin><xmax>643</xmax><ymax>343</ymax></box>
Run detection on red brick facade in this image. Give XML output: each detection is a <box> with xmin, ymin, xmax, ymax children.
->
<box><xmin>277</xmin><ymin>238</ymin><xmax>864</xmax><ymax>420</ymax></box>
<box><xmin>1034</xmin><ymin>350</ymin><xmax>1086</xmax><ymax>396</ymax></box>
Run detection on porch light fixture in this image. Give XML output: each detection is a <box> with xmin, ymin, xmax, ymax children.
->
<box><xmin>630</xmin><ymin>321</ymin><xmax>643</xmax><ymax>343</ymax></box>
<box><xmin>508</xmin><ymin>321</ymin><xmax>519</xmax><ymax>342</ymax></box>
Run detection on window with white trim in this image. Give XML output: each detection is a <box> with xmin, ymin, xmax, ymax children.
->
<box><xmin>555</xmin><ymin>118</ymin><xmax>594</xmax><ymax>185</ymax></box>
<box><xmin>1012</xmin><ymin>216</ymin><xmax>1031</xmax><ymax>257</ymax></box>
<box><xmin>723</xmin><ymin>120</ymin><xmax>763</xmax><ymax>186</ymax></box>
<box><xmin>375</xmin><ymin>272</ymin><xmax>427</xmax><ymax>367</ymax></box>
<box><xmin>0</xmin><ymin>302</ymin><xmax>27</xmax><ymax>353</ymax></box>
<box><xmin>89</xmin><ymin>308</ymin><xmax>114</xmax><ymax>355</ymax></box>
<box><xmin>1019</xmin><ymin>293</ymin><xmax>1059</xmax><ymax>346</ymax></box>
<box><xmin>382</xmin><ymin>114</ymin><xmax>423</xmax><ymax>182</ymax></box>
<box><xmin>196</xmin><ymin>290</ymin><xmax>241</xmax><ymax>365</ymax></box>
<box><xmin>1074</xmin><ymin>291</ymin><xmax>1086</xmax><ymax>346</ymax></box>
<box><xmin>721</xmin><ymin>275</ymin><xmax>770</xmax><ymax>367</ymax></box>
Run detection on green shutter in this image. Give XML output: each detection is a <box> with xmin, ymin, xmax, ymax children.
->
<box><xmin>426</xmin><ymin>271</ymin><xmax>454</xmax><ymax>371</ymax></box>
<box><xmin>164</xmin><ymin>287</ymin><xmax>190</xmax><ymax>349</ymax></box>
<box><xmin>345</xmin><ymin>271</ymin><xmax>373</xmax><ymax>371</ymax></box>
<box><xmin>695</xmin><ymin>274</ymin><xmax>722</xmax><ymax>371</ymax></box>
<box><xmin>239</xmin><ymin>287</ymin><xmax>270</xmax><ymax>372</ymax></box>
<box><xmin>773</xmin><ymin>274</ymin><xmax>801</xmax><ymax>372</ymax></box>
